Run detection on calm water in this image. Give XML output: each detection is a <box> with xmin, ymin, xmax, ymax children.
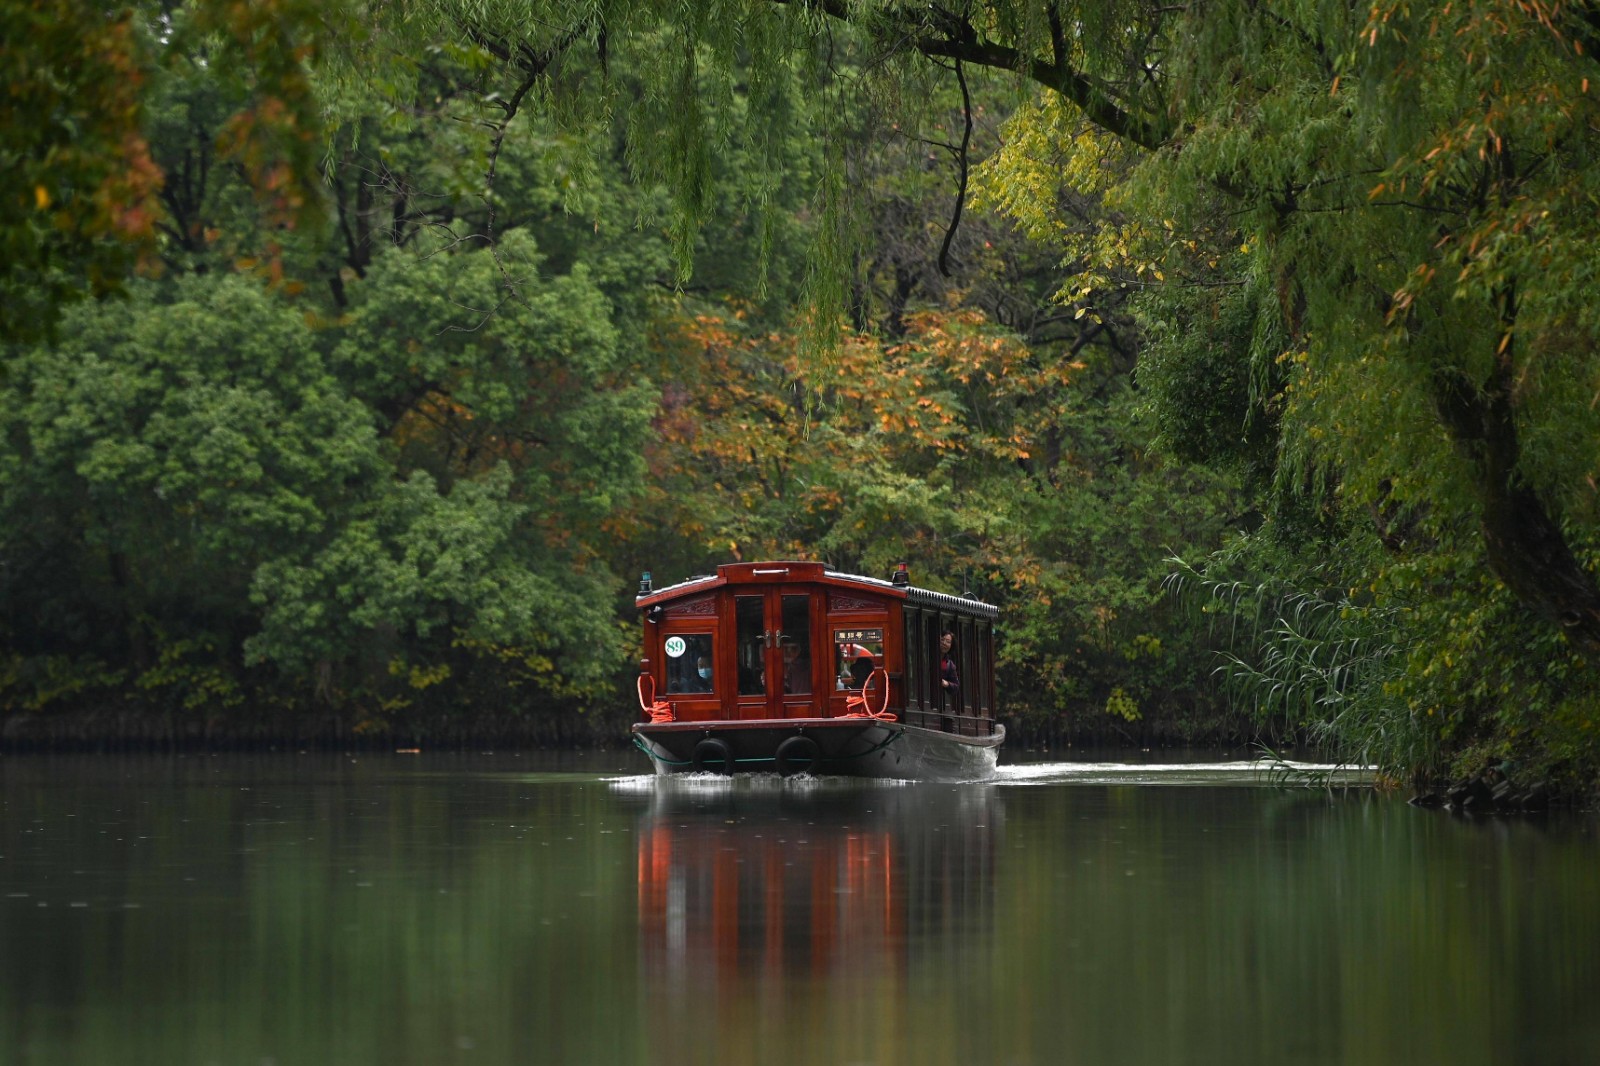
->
<box><xmin>2</xmin><ymin>753</ymin><xmax>1597</xmax><ymax>1066</ymax></box>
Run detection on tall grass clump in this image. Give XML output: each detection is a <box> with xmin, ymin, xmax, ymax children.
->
<box><xmin>1166</xmin><ymin>555</ymin><xmax>1437</xmax><ymax>785</ymax></box>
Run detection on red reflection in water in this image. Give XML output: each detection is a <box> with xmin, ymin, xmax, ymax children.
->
<box><xmin>630</xmin><ymin>784</ymin><xmax>998</xmax><ymax>1065</ymax></box>
<box><xmin>636</xmin><ymin>823</ymin><xmax>906</xmax><ymax>982</ymax></box>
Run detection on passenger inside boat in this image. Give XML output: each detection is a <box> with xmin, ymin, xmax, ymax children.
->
<box><xmin>781</xmin><ymin>638</ymin><xmax>811</xmax><ymax>694</ymax></box>
<box><xmin>688</xmin><ymin>655</ymin><xmax>714</xmax><ymax>692</ymax></box>
<box><xmin>665</xmin><ymin>634</ymin><xmax>715</xmax><ymax>694</ymax></box>
<box><xmin>939</xmin><ymin>629</ymin><xmax>960</xmax><ymax>702</ymax></box>
<box><xmin>834</xmin><ymin>637</ymin><xmax>881</xmax><ymax>690</ymax></box>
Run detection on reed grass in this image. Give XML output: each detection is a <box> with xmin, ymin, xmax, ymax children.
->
<box><xmin>1166</xmin><ymin>556</ymin><xmax>1439</xmax><ymax>784</ymax></box>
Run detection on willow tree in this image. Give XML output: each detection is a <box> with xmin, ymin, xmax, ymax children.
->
<box><xmin>17</xmin><ymin>4</ymin><xmax>1600</xmax><ymax>653</ymax></box>
<box><xmin>11</xmin><ymin>2</ymin><xmax>1600</xmax><ymax>756</ymax></box>
<box><xmin>338</xmin><ymin>3</ymin><xmax>1600</xmax><ymax>667</ymax></box>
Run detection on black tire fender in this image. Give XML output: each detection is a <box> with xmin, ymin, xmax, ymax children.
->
<box><xmin>692</xmin><ymin>737</ymin><xmax>734</xmax><ymax>775</ymax></box>
<box><xmin>774</xmin><ymin>735</ymin><xmax>821</xmax><ymax>777</ymax></box>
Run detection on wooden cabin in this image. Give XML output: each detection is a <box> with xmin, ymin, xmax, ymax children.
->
<box><xmin>636</xmin><ymin>561</ymin><xmax>998</xmax><ymax>737</ymax></box>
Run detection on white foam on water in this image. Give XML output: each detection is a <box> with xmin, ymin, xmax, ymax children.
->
<box><xmin>993</xmin><ymin>759</ymin><xmax>1372</xmax><ymax>786</ymax></box>
<box><xmin>603</xmin><ymin>775</ymin><xmax>662</xmax><ymax>794</ymax></box>
<box><xmin>604</xmin><ymin>771</ymin><xmax>914</xmax><ymax>797</ymax></box>
<box><xmin>605</xmin><ymin>762</ymin><xmax>1372</xmax><ymax>792</ymax></box>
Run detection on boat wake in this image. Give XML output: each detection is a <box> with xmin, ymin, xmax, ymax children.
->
<box><xmin>606</xmin><ymin>760</ymin><xmax>1371</xmax><ymax>791</ymax></box>
<box><xmin>606</xmin><ymin>772</ymin><xmax>915</xmax><ymax>796</ymax></box>
<box><xmin>992</xmin><ymin>759</ymin><xmax>1372</xmax><ymax>787</ymax></box>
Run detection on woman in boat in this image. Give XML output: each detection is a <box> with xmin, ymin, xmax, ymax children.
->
<box><xmin>939</xmin><ymin>629</ymin><xmax>959</xmax><ymax>705</ymax></box>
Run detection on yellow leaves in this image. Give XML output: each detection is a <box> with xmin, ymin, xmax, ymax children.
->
<box><xmin>1105</xmin><ymin>687</ymin><xmax>1141</xmax><ymax>721</ymax></box>
<box><xmin>407</xmin><ymin>662</ymin><xmax>452</xmax><ymax>690</ymax></box>
<box><xmin>970</xmin><ymin>91</ymin><xmax>1129</xmax><ymax>246</ymax></box>
<box><xmin>34</xmin><ymin>185</ymin><xmax>51</xmax><ymax>210</ymax></box>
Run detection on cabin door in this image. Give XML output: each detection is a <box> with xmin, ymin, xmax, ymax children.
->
<box><xmin>732</xmin><ymin>587</ymin><xmax>817</xmax><ymax>719</ymax></box>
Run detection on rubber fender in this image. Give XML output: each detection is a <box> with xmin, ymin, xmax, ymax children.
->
<box><xmin>692</xmin><ymin>737</ymin><xmax>734</xmax><ymax>775</ymax></box>
<box><xmin>774</xmin><ymin>735</ymin><xmax>821</xmax><ymax>777</ymax></box>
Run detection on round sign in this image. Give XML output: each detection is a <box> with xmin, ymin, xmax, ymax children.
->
<box><xmin>664</xmin><ymin>636</ymin><xmax>687</xmax><ymax>658</ymax></box>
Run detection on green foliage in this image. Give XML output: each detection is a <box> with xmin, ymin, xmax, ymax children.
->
<box><xmin>947</xmin><ymin>2</ymin><xmax>1600</xmax><ymax>783</ymax></box>
<box><xmin>1167</xmin><ymin>553</ymin><xmax>1428</xmax><ymax>776</ymax></box>
<box><xmin>1</xmin><ymin>0</ymin><xmax>341</xmax><ymax>343</ymax></box>
<box><xmin>9</xmin><ymin>0</ymin><xmax>1599</xmax><ymax>779</ymax></box>
<box><xmin>0</xmin><ymin>239</ymin><xmax>649</xmax><ymax>718</ymax></box>
<box><xmin>0</xmin><ymin>8</ymin><xmax>845</xmax><ymax>733</ymax></box>
<box><xmin>1132</xmin><ymin>259</ymin><xmax>1283</xmax><ymax>477</ymax></box>
<box><xmin>637</xmin><ymin>296</ymin><xmax>1247</xmax><ymax>740</ymax></box>
<box><xmin>1</xmin><ymin>0</ymin><xmax>162</xmax><ymax>340</ymax></box>
<box><xmin>136</xmin><ymin>632</ymin><xmax>244</xmax><ymax>711</ymax></box>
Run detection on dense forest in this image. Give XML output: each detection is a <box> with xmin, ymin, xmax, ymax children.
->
<box><xmin>4</xmin><ymin>1</ymin><xmax>1599</xmax><ymax>798</ymax></box>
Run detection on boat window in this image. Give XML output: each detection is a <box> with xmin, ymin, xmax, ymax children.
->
<box><xmin>663</xmin><ymin>633</ymin><xmax>715</xmax><ymax>695</ymax></box>
<box><xmin>960</xmin><ymin>617</ymin><xmax>976</xmax><ymax>721</ymax></box>
<box><xmin>922</xmin><ymin>611</ymin><xmax>940</xmax><ymax>712</ymax></box>
<box><xmin>832</xmin><ymin>628</ymin><xmax>883</xmax><ymax>691</ymax></box>
<box><xmin>903</xmin><ymin>609</ymin><xmax>921</xmax><ymax>709</ymax></box>
<box><xmin>977</xmin><ymin>621</ymin><xmax>993</xmax><ymax>715</ymax></box>
<box><xmin>736</xmin><ymin>597</ymin><xmax>766</xmax><ymax>695</ymax></box>
<box><xmin>781</xmin><ymin>594</ymin><xmax>811</xmax><ymax>694</ymax></box>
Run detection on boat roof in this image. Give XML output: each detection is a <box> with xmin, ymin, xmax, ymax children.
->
<box><xmin>637</xmin><ymin>561</ymin><xmax>999</xmax><ymax>621</ymax></box>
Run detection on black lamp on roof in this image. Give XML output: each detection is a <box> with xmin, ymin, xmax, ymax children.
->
<box><xmin>892</xmin><ymin>562</ymin><xmax>910</xmax><ymax>587</ymax></box>
<box><xmin>638</xmin><ymin>570</ymin><xmax>653</xmax><ymax>594</ymax></box>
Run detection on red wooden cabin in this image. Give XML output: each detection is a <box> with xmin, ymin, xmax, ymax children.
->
<box><xmin>631</xmin><ymin>561</ymin><xmax>1002</xmax><ymax>778</ymax></box>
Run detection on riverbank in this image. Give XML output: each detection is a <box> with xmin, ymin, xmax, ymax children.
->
<box><xmin>0</xmin><ymin>703</ymin><xmax>1261</xmax><ymax>754</ymax></box>
<box><xmin>0</xmin><ymin>705</ymin><xmax>625</xmax><ymax>752</ymax></box>
<box><xmin>8</xmin><ymin>703</ymin><xmax>1594</xmax><ymax>810</ymax></box>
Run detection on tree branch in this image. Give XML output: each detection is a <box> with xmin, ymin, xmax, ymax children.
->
<box><xmin>775</xmin><ymin>0</ymin><xmax>1165</xmax><ymax>148</ymax></box>
<box><xmin>937</xmin><ymin>58</ymin><xmax>972</xmax><ymax>278</ymax></box>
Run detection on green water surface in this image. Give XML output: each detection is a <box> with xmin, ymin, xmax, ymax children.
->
<box><xmin>1</xmin><ymin>753</ymin><xmax>1596</xmax><ymax>1065</ymax></box>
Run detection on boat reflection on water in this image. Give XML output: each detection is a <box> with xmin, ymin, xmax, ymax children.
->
<box><xmin>619</xmin><ymin>775</ymin><xmax>1000</xmax><ymax>1034</ymax></box>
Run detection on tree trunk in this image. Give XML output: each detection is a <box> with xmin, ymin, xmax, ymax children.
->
<box><xmin>1431</xmin><ymin>359</ymin><xmax>1600</xmax><ymax>659</ymax></box>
